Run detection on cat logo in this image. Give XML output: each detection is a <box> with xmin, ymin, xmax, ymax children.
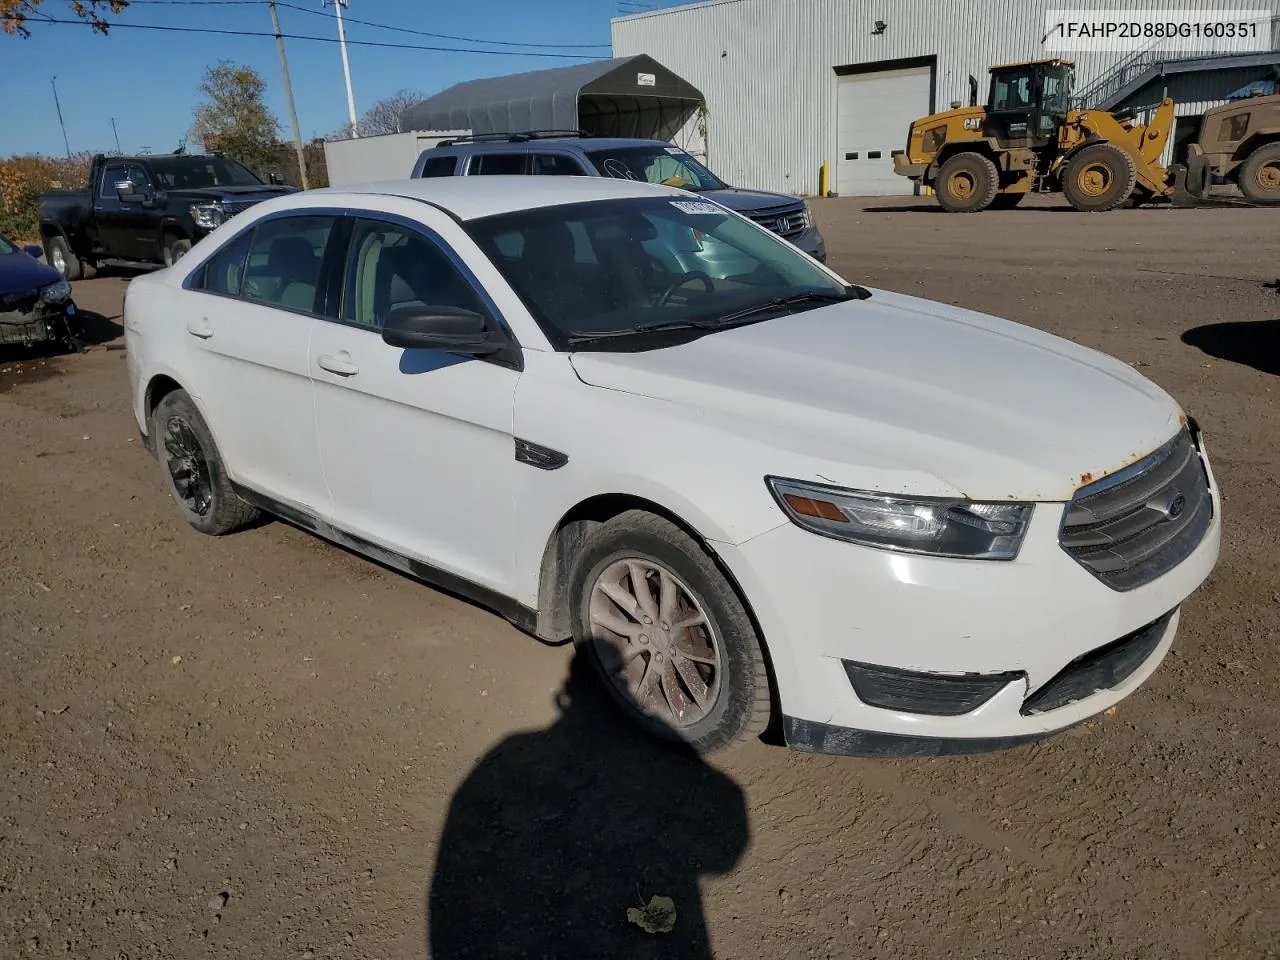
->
<box><xmin>962</xmin><ymin>118</ymin><xmax>983</xmax><ymax>131</ymax></box>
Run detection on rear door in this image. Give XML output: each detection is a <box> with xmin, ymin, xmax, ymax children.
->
<box><xmin>180</xmin><ymin>212</ymin><xmax>341</xmax><ymax>515</ymax></box>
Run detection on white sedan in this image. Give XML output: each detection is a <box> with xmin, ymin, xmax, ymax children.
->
<box><xmin>123</xmin><ymin>176</ymin><xmax>1220</xmax><ymax>756</ymax></box>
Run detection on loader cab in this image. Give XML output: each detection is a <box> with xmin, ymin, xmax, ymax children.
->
<box><xmin>986</xmin><ymin>59</ymin><xmax>1074</xmax><ymax>146</ymax></box>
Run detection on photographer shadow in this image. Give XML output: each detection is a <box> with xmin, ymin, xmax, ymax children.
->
<box><xmin>427</xmin><ymin>648</ymin><xmax>749</xmax><ymax>959</ymax></box>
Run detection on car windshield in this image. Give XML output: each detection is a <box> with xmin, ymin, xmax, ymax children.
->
<box><xmin>465</xmin><ymin>196</ymin><xmax>856</xmax><ymax>352</ymax></box>
<box><xmin>0</xmin><ymin>235</ymin><xmax>14</xmax><ymax>255</ymax></box>
<box><xmin>584</xmin><ymin>146</ymin><xmax>727</xmax><ymax>192</ymax></box>
<box><xmin>147</xmin><ymin>157</ymin><xmax>264</xmax><ymax>189</ymax></box>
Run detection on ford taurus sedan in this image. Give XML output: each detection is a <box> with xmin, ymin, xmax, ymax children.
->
<box><xmin>122</xmin><ymin>176</ymin><xmax>1220</xmax><ymax>756</ymax></box>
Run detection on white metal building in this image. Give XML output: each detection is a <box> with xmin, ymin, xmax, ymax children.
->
<box><xmin>611</xmin><ymin>0</ymin><xmax>1280</xmax><ymax>196</ymax></box>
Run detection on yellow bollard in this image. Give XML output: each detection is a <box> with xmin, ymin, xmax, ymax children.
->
<box><xmin>819</xmin><ymin>160</ymin><xmax>828</xmax><ymax>197</ymax></box>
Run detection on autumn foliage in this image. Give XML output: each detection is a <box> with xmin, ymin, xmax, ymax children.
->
<box><xmin>0</xmin><ymin>154</ymin><xmax>92</xmax><ymax>241</ymax></box>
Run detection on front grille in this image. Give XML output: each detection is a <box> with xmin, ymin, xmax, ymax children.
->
<box><xmin>1059</xmin><ymin>430</ymin><xmax>1212</xmax><ymax>591</ymax></box>
<box><xmin>1021</xmin><ymin>610</ymin><xmax>1174</xmax><ymax>715</ymax></box>
<box><xmin>749</xmin><ymin>207</ymin><xmax>807</xmax><ymax>238</ymax></box>
<box><xmin>0</xmin><ymin>291</ymin><xmax>37</xmax><ymax>313</ymax></box>
<box><xmin>221</xmin><ymin>199</ymin><xmax>261</xmax><ymax>218</ymax></box>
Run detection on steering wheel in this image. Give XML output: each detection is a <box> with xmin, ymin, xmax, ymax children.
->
<box><xmin>656</xmin><ymin>271</ymin><xmax>714</xmax><ymax>307</ymax></box>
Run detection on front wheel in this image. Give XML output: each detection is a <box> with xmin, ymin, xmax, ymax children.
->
<box><xmin>1062</xmin><ymin>143</ymin><xmax>1137</xmax><ymax>212</ymax></box>
<box><xmin>935</xmin><ymin>153</ymin><xmax>999</xmax><ymax>213</ymax></box>
<box><xmin>152</xmin><ymin>390</ymin><xmax>259</xmax><ymax>536</ymax></box>
<box><xmin>570</xmin><ymin>511</ymin><xmax>772</xmax><ymax>754</ymax></box>
<box><xmin>1238</xmin><ymin>142</ymin><xmax>1280</xmax><ymax>204</ymax></box>
<box><xmin>45</xmin><ymin>236</ymin><xmax>82</xmax><ymax>281</ymax></box>
<box><xmin>163</xmin><ymin>236</ymin><xmax>193</xmax><ymax>268</ymax></box>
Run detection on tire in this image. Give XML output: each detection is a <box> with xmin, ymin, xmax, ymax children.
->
<box><xmin>1062</xmin><ymin>143</ymin><xmax>1137</xmax><ymax>212</ymax></box>
<box><xmin>163</xmin><ymin>236</ymin><xmax>193</xmax><ymax>268</ymax></box>
<box><xmin>989</xmin><ymin>193</ymin><xmax>1025</xmax><ymax>209</ymax></box>
<box><xmin>1238</xmin><ymin>142</ymin><xmax>1280</xmax><ymax>204</ymax></box>
<box><xmin>935</xmin><ymin>152</ymin><xmax>999</xmax><ymax>213</ymax></box>
<box><xmin>44</xmin><ymin>236</ymin><xmax>82</xmax><ymax>281</ymax></box>
<box><xmin>151</xmin><ymin>390</ymin><xmax>259</xmax><ymax>536</ymax></box>
<box><xmin>570</xmin><ymin>510</ymin><xmax>772</xmax><ymax>754</ymax></box>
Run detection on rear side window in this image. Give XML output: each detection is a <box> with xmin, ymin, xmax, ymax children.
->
<box><xmin>201</xmin><ymin>230</ymin><xmax>254</xmax><ymax>295</ymax></box>
<box><xmin>241</xmin><ymin>215</ymin><xmax>337</xmax><ymax>314</ymax></box>
<box><xmin>420</xmin><ymin>155</ymin><xmax>457</xmax><ymax>177</ymax></box>
<box><xmin>471</xmin><ymin>153</ymin><xmax>526</xmax><ymax>175</ymax></box>
<box><xmin>530</xmin><ymin>153</ymin><xmax>584</xmax><ymax>176</ymax></box>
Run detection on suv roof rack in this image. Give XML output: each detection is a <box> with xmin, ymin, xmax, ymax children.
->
<box><xmin>433</xmin><ymin>129</ymin><xmax>592</xmax><ymax>148</ymax></box>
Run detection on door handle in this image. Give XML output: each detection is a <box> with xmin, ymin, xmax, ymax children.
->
<box><xmin>186</xmin><ymin>317</ymin><xmax>214</xmax><ymax>339</ymax></box>
<box><xmin>317</xmin><ymin>352</ymin><xmax>359</xmax><ymax>377</ymax></box>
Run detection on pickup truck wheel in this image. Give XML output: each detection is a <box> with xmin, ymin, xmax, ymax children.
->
<box><xmin>45</xmin><ymin>236</ymin><xmax>82</xmax><ymax>281</ymax></box>
<box><xmin>152</xmin><ymin>390</ymin><xmax>260</xmax><ymax>536</ymax></box>
<box><xmin>1239</xmin><ymin>142</ymin><xmax>1280</xmax><ymax>204</ymax></box>
<box><xmin>163</xmin><ymin>237</ymin><xmax>193</xmax><ymax>268</ymax></box>
<box><xmin>935</xmin><ymin>153</ymin><xmax>999</xmax><ymax>213</ymax></box>
<box><xmin>570</xmin><ymin>510</ymin><xmax>772</xmax><ymax>755</ymax></box>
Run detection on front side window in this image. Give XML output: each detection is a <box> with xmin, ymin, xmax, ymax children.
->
<box><xmin>343</xmin><ymin>219</ymin><xmax>486</xmax><ymax>331</ymax></box>
<box><xmin>584</xmin><ymin>146</ymin><xmax>725</xmax><ymax>191</ymax></box>
<box><xmin>241</xmin><ymin>215</ymin><xmax>336</xmax><ymax>314</ymax></box>
<box><xmin>466</xmin><ymin>196</ymin><xmax>851</xmax><ymax>351</ymax></box>
<box><xmin>126</xmin><ymin>164</ymin><xmax>154</xmax><ymax>192</ymax></box>
<box><xmin>100</xmin><ymin>163</ymin><xmax>128</xmax><ymax>198</ymax></box>
<box><xmin>470</xmin><ymin>153</ymin><xmax>526</xmax><ymax>176</ymax></box>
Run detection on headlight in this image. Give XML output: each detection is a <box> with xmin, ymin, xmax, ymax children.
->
<box><xmin>189</xmin><ymin>202</ymin><xmax>225</xmax><ymax>229</ymax></box>
<box><xmin>38</xmin><ymin>277</ymin><xmax>71</xmax><ymax>303</ymax></box>
<box><xmin>798</xmin><ymin>203</ymin><xmax>813</xmax><ymax>229</ymax></box>
<box><xmin>767</xmin><ymin>477</ymin><xmax>1033</xmax><ymax>560</ymax></box>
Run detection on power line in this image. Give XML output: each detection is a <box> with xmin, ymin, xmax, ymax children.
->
<box><xmin>119</xmin><ymin>0</ymin><xmax>613</xmax><ymax>48</ymax></box>
<box><xmin>36</xmin><ymin>17</ymin><xmax>609</xmax><ymax>58</ymax></box>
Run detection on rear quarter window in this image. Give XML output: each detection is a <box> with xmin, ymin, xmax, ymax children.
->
<box><xmin>471</xmin><ymin>153</ymin><xmax>527</xmax><ymax>176</ymax></box>
<box><xmin>420</xmin><ymin>155</ymin><xmax>457</xmax><ymax>177</ymax></box>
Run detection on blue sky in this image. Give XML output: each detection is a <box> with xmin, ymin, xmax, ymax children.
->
<box><xmin>0</xmin><ymin>0</ymin><xmax>652</xmax><ymax>158</ymax></box>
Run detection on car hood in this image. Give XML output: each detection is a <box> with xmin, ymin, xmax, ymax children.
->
<box><xmin>0</xmin><ymin>251</ymin><xmax>60</xmax><ymax>297</ymax></box>
<box><xmin>567</xmin><ymin>288</ymin><xmax>1184</xmax><ymax>502</ymax></box>
<box><xmin>168</xmin><ymin>185</ymin><xmax>296</xmax><ymax>203</ymax></box>
<box><xmin>700</xmin><ymin>188</ymin><xmax>803</xmax><ymax>215</ymax></box>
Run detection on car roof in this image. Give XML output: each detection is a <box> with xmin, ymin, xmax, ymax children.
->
<box><xmin>431</xmin><ymin>137</ymin><xmax>675</xmax><ymax>153</ymax></box>
<box><xmin>306</xmin><ymin>175</ymin><xmax>688</xmax><ymax>221</ymax></box>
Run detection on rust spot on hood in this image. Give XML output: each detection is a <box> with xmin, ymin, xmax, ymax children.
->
<box><xmin>1079</xmin><ymin>471</ymin><xmax>1094</xmax><ymax>486</ymax></box>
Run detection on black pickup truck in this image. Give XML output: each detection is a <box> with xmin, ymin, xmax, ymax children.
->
<box><xmin>39</xmin><ymin>153</ymin><xmax>295</xmax><ymax>279</ymax></box>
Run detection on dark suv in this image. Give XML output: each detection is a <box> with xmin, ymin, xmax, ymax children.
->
<box><xmin>410</xmin><ymin>133</ymin><xmax>826</xmax><ymax>262</ymax></box>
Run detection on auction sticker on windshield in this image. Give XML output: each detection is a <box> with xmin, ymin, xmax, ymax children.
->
<box><xmin>670</xmin><ymin>200</ymin><xmax>723</xmax><ymax>215</ymax></box>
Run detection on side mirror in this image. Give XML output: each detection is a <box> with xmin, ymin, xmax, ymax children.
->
<box><xmin>114</xmin><ymin>179</ymin><xmax>136</xmax><ymax>201</ymax></box>
<box><xmin>382</xmin><ymin>306</ymin><xmax>505</xmax><ymax>355</ymax></box>
<box><xmin>22</xmin><ymin>244</ymin><xmax>43</xmax><ymax>260</ymax></box>
<box><xmin>269</xmin><ymin>172</ymin><xmax>285</xmax><ymax>185</ymax></box>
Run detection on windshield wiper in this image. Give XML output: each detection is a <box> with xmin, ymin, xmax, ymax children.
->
<box><xmin>702</xmin><ymin>288</ymin><xmax>867</xmax><ymax>329</ymax></box>
<box><xmin>566</xmin><ymin>317</ymin><xmax>708</xmax><ymax>345</ymax></box>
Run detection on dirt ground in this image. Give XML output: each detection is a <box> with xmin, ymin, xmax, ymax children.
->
<box><xmin>2</xmin><ymin>195</ymin><xmax>1278</xmax><ymax>960</ymax></box>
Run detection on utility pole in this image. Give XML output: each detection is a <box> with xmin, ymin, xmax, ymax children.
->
<box><xmin>325</xmin><ymin>0</ymin><xmax>360</xmax><ymax>138</ymax></box>
<box><xmin>110</xmin><ymin>118</ymin><xmax>122</xmax><ymax>154</ymax></box>
<box><xmin>269</xmin><ymin>0</ymin><xmax>310</xmax><ymax>189</ymax></box>
<box><xmin>50</xmin><ymin>76</ymin><xmax>71</xmax><ymax>157</ymax></box>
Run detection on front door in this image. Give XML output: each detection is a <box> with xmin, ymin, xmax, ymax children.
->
<box><xmin>310</xmin><ymin>213</ymin><xmax>522</xmax><ymax>594</ymax></box>
<box><xmin>93</xmin><ymin>160</ymin><xmax>131</xmax><ymax>257</ymax></box>
<box><xmin>180</xmin><ymin>213</ymin><xmax>338</xmax><ymax>515</ymax></box>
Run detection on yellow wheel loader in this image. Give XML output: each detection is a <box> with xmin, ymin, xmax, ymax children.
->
<box><xmin>893</xmin><ymin>59</ymin><xmax>1178</xmax><ymax>212</ymax></box>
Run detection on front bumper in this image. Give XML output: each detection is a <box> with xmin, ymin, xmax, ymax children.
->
<box><xmin>789</xmin><ymin>226</ymin><xmax>826</xmax><ymax>262</ymax></box>
<box><xmin>892</xmin><ymin>155</ymin><xmax>927</xmax><ymax>182</ymax></box>
<box><xmin>716</xmin><ymin>455</ymin><xmax>1221</xmax><ymax>754</ymax></box>
<box><xmin>0</xmin><ymin>299</ymin><xmax>78</xmax><ymax>347</ymax></box>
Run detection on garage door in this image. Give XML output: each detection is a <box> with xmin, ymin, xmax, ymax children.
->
<box><xmin>837</xmin><ymin>64</ymin><xmax>932</xmax><ymax>196</ymax></box>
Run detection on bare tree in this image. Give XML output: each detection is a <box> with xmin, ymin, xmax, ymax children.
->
<box><xmin>2</xmin><ymin>0</ymin><xmax>127</xmax><ymax>36</ymax></box>
<box><xmin>329</xmin><ymin>89</ymin><xmax>428</xmax><ymax>140</ymax></box>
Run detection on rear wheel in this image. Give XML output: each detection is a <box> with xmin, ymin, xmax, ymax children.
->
<box><xmin>570</xmin><ymin>510</ymin><xmax>772</xmax><ymax>754</ymax></box>
<box><xmin>935</xmin><ymin>153</ymin><xmax>999</xmax><ymax>213</ymax></box>
<box><xmin>152</xmin><ymin>390</ymin><xmax>259</xmax><ymax>536</ymax></box>
<box><xmin>1062</xmin><ymin>143</ymin><xmax>1137</xmax><ymax>212</ymax></box>
<box><xmin>1238</xmin><ymin>142</ymin><xmax>1280</xmax><ymax>204</ymax></box>
<box><xmin>45</xmin><ymin>236</ymin><xmax>82</xmax><ymax>281</ymax></box>
<box><xmin>990</xmin><ymin>193</ymin><xmax>1025</xmax><ymax>209</ymax></box>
